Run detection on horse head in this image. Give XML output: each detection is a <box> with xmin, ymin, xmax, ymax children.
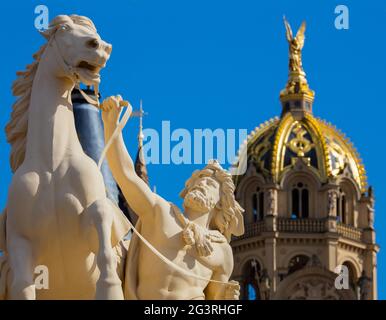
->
<box><xmin>41</xmin><ymin>15</ymin><xmax>112</xmax><ymax>87</ymax></box>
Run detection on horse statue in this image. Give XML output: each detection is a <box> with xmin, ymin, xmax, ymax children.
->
<box><xmin>0</xmin><ymin>15</ymin><xmax>131</xmax><ymax>299</ymax></box>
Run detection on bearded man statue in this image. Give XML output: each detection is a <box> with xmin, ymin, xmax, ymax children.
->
<box><xmin>100</xmin><ymin>95</ymin><xmax>245</xmax><ymax>300</ymax></box>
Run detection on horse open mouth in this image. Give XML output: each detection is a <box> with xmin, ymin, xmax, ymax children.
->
<box><xmin>75</xmin><ymin>61</ymin><xmax>103</xmax><ymax>85</ymax></box>
<box><xmin>77</xmin><ymin>61</ymin><xmax>101</xmax><ymax>74</ymax></box>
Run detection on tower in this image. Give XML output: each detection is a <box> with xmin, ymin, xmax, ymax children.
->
<box><xmin>72</xmin><ymin>90</ymin><xmax>149</xmax><ymax>224</ymax></box>
<box><xmin>72</xmin><ymin>88</ymin><xmax>120</xmax><ymax>204</ymax></box>
<box><xmin>134</xmin><ymin>100</ymin><xmax>149</xmax><ymax>186</ymax></box>
<box><xmin>230</xmin><ymin>19</ymin><xmax>379</xmax><ymax>300</ymax></box>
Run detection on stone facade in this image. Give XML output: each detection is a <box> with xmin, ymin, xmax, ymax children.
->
<box><xmin>230</xmin><ymin>19</ymin><xmax>379</xmax><ymax>300</ymax></box>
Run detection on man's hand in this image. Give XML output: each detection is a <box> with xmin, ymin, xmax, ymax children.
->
<box><xmin>223</xmin><ymin>280</ymin><xmax>240</xmax><ymax>300</ymax></box>
<box><xmin>182</xmin><ymin>222</ymin><xmax>213</xmax><ymax>257</ymax></box>
<box><xmin>101</xmin><ymin>95</ymin><xmax>131</xmax><ymax>130</ymax></box>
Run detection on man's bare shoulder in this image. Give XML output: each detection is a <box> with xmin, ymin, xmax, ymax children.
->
<box><xmin>139</xmin><ymin>194</ymin><xmax>171</xmax><ymax>223</ymax></box>
<box><xmin>220</xmin><ymin>239</ymin><xmax>233</xmax><ymax>259</ymax></box>
<box><xmin>206</xmin><ymin>244</ymin><xmax>233</xmax><ymax>280</ymax></box>
<box><xmin>151</xmin><ymin>197</ymin><xmax>186</xmax><ymax>227</ymax></box>
<box><xmin>220</xmin><ymin>241</ymin><xmax>234</xmax><ymax>277</ymax></box>
<box><xmin>153</xmin><ymin>194</ymin><xmax>171</xmax><ymax>210</ymax></box>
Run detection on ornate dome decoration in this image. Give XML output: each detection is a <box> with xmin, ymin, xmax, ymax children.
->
<box><xmin>316</xmin><ymin>118</ymin><xmax>367</xmax><ymax>192</ymax></box>
<box><xmin>280</xmin><ymin>18</ymin><xmax>315</xmax><ymax>109</ymax></box>
<box><xmin>234</xmin><ymin>19</ymin><xmax>367</xmax><ymax>193</ymax></box>
<box><xmin>235</xmin><ymin>114</ymin><xmax>367</xmax><ymax>193</ymax></box>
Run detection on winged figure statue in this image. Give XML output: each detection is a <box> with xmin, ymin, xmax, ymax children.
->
<box><xmin>284</xmin><ymin>16</ymin><xmax>306</xmax><ymax>74</ymax></box>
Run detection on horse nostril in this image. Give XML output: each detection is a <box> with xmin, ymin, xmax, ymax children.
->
<box><xmin>86</xmin><ymin>38</ymin><xmax>100</xmax><ymax>49</ymax></box>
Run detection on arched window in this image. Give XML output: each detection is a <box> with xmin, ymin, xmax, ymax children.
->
<box><xmin>288</xmin><ymin>255</ymin><xmax>310</xmax><ymax>275</ymax></box>
<box><xmin>252</xmin><ymin>188</ymin><xmax>264</xmax><ymax>221</ymax></box>
<box><xmin>247</xmin><ymin>284</ymin><xmax>257</xmax><ymax>300</ymax></box>
<box><xmin>241</xmin><ymin>259</ymin><xmax>262</xmax><ymax>300</ymax></box>
<box><xmin>302</xmin><ymin>189</ymin><xmax>309</xmax><ymax>218</ymax></box>
<box><xmin>337</xmin><ymin>188</ymin><xmax>347</xmax><ymax>224</ymax></box>
<box><xmin>342</xmin><ymin>195</ymin><xmax>346</xmax><ymax>224</ymax></box>
<box><xmin>291</xmin><ymin>182</ymin><xmax>309</xmax><ymax>218</ymax></box>
<box><xmin>291</xmin><ymin>189</ymin><xmax>299</xmax><ymax>218</ymax></box>
<box><xmin>342</xmin><ymin>261</ymin><xmax>358</xmax><ymax>290</ymax></box>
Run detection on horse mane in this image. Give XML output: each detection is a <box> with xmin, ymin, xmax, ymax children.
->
<box><xmin>5</xmin><ymin>15</ymin><xmax>96</xmax><ymax>172</ymax></box>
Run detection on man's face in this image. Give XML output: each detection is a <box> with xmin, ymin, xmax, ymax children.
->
<box><xmin>183</xmin><ymin>175</ymin><xmax>220</xmax><ymax>213</ymax></box>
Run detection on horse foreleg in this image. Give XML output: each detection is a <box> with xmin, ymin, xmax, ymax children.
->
<box><xmin>7</xmin><ymin>237</ymin><xmax>35</xmax><ymax>300</ymax></box>
<box><xmin>86</xmin><ymin>199</ymin><xmax>123</xmax><ymax>300</ymax></box>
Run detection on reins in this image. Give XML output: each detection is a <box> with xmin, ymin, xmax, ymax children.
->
<box><xmin>52</xmin><ymin>32</ymin><xmax>234</xmax><ymax>288</ymax></box>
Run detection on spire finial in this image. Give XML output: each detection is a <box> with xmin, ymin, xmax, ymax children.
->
<box><xmin>132</xmin><ymin>100</ymin><xmax>149</xmax><ymax>185</ymax></box>
<box><xmin>138</xmin><ymin>99</ymin><xmax>144</xmax><ymax>147</ymax></box>
<box><xmin>280</xmin><ymin>18</ymin><xmax>315</xmax><ymax>115</ymax></box>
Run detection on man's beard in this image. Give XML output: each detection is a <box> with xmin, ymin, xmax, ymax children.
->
<box><xmin>183</xmin><ymin>188</ymin><xmax>217</xmax><ymax>213</ymax></box>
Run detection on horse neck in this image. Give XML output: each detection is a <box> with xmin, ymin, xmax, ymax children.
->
<box><xmin>25</xmin><ymin>52</ymin><xmax>83</xmax><ymax>171</ymax></box>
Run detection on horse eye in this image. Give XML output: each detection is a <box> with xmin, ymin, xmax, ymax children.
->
<box><xmin>86</xmin><ymin>39</ymin><xmax>99</xmax><ymax>49</ymax></box>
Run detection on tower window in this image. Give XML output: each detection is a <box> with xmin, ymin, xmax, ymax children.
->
<box><xmin>336</xmin><ymin>195</ymin><xmax>341</xmax><ymax>222</ymax></box>
<box><xmin>342</xmin><ymin>195</ymin><xmax>346</xmax><ymax>224</ymax></box>
<box><xmin>247</xmin><ymin>284</ymin><xmax>257</xmax><ymax>300</ymax></box>
<box><xmin>342</xmin><ymin>262</ymin><xmax>357</xmax><ymax>290</ymax></box>
<box><xmin>337</xmin><ymin>188</ymin><xmax>348</xmax><ymax>224</ymax></box>
<box><xmin>259</xmin><ymin>192</ymin><xmax>264</xmax><ymax>220</ymax></box>
<box><xmin>252</xmin><ymin>188</ymin><xmax>264</xmax><ymax>221</ymax></box>
<box><xmin>288</xmin><ymin>255</ymin><xmax>310</xmax><ymax>275</ymax></box>
<box><xmin>241</xmin><ymin>259</ymin><xmax>262</xmax><ymax>300</ymax></box>
<box><xmin>291</xmin><ymin>189</ymin><xmax>300</xmax><ymax>218</ymax></box>
<box><xmin>302</xmin><ymin>189</ymin><xmax>309</xmax><ymax>218</ymax></box>
<box><xmin>252</xmin><ymin>194</ymin><xmax>258</xmax><ymax>221</ymax></box>
<box><xmin>291</xmin><ymin>182</ymin><xmax>309</xmax><ymax>218</ymax></box>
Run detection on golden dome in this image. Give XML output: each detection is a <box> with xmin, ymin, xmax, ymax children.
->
<box><xmin>233</xmin><ymin>18</ymin><xmax>367</xmax><ymax>193</ymax></box>
<box><xmin>235</xmin><ymin>113</ymin><xmax>367</xmax><ymax>193</ymax></box>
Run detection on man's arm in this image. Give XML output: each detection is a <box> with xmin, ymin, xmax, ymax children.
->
<box><xmin>204</xmin><ymin>245</ymin><xmax>240</xmax><ymax>300</ymax></box>
<box><xmin>101</xmin><ymin>95</ymin><xmax>161</xmax><ymax>219</ymax></box>
<box><xmin>204</xmin><ymin>272</ymin><xmax>229</xmax><ymax>300</ymax></box>
<box><xmin>204</xmin><ymin>273</ymin><xmax>240</xmax><ymax>300</ymax></box>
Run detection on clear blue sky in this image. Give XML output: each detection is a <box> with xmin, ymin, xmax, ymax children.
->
<box><xmin>0</xmin><ymin>0</ymin><xmax>385</xmax><ymax>299</ymax></box>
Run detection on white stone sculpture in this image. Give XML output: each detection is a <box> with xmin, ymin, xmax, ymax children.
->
<box><xmin>327</xmin><ymin>190</ymin><xmax>337</xmax><ymax>216</ymax></box>
<box><xmin>267</xmin><ymin>189</ymin><xmax>277</xmax><ymax>216</ymax></box>
<box><xmin>101</xmin><ymin>95</ymin><xmax>245</xmax><ymax>299</ymax></box>
<box><xmin>0</xmin><ymin>15</ymin><xmax>131</xmax><ymax>300</ymax></box>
